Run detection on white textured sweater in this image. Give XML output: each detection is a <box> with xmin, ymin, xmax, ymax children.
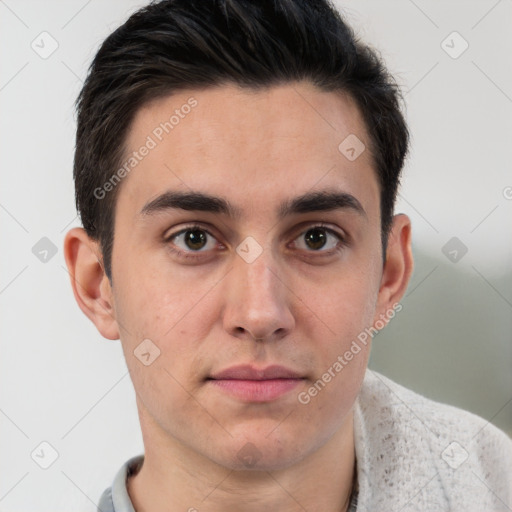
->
<box><xmin>97</xmin><ymin>370</ymin><xmax>512</xmax><ymax>511</ymax></box>
<box><xmin>353</xmin><ymin>370</ymin><xmax>512</xmax><ymax>510</ymax></box>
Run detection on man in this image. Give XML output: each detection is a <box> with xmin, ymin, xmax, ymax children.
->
<box><xmin>63</xmin><ymin>0</ymin><xmax>512</xmax><ymax>510</ymax></box>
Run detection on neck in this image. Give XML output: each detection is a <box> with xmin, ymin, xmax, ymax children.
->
<box><xmin>127</xmin><ymin>407</ymin><xmax>356</xmax><ymax>512</ymax></box>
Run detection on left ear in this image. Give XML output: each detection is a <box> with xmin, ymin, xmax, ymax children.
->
<box><xmin>373</xmin><ymin>213</ymin><xmax>414</xmax><ymax>326</ymax></box>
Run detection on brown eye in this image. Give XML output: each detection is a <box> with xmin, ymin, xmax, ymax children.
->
<box><xmin>182</xmin><ymin>228</ymin><xmax>208</xmax><ymax>250</ymax></box>
<box><xmin>165</xmin><ymin>225</ymin><xmax>218</xmax><ymax>255</ymax></box>
<box><xmin>304</xmin><ymin>228</ymin><xmax>327</xmax><ymax>250</ymax></box>
<box><xmin>293</xmin><ymin>226</ymin><xmax>343</xmax><ymax>253</ymax></box>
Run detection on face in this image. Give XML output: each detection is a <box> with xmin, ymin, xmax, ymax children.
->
<box><xmin>107</xmin><ymin>81</ymin><xmax>387</xmax><ymax>470</ymax></box>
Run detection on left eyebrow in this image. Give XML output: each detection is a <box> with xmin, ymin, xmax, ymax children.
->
<box><xmin>277</xmin><ymin>190</ymin><xmax>367</xmax><ymax>220</ymax></box>
<box><xmin>139</xmin><ymin>189</ymin><xmax>367</xmax><ymax>220</ymax></box>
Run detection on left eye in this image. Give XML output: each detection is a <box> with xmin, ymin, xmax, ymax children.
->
<box><xmin>292</xmin><ymin>226</ymin><xmax>343</xmax><ymax>252</ymax></box>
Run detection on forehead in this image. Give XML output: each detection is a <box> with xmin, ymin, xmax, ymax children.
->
<box><xmin>117</xmin><ymin>82</ymin><xmax>379</xmax><ymax>223</ymax></box>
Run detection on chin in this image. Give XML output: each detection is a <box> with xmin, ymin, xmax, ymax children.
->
<box><xmin>204</xmin><ymin>432</ymin><xmax>315</xmax><ymax>472</ymax></box>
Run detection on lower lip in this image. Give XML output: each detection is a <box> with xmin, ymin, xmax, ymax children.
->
<box><xmin>208</xmin><ymin>378</ymin><xmax>303</xmax><ymax>402</ymax></box>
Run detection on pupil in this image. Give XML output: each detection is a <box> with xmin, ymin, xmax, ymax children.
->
<box><xmin>185</xmin><ymin>229</ymin><xmax>206</xmax><ymax>250</ymax></box>
<box><xmin>305</xmin><ymin>228</ymin><xmax>326</xmax><ymax>250</ymax></box>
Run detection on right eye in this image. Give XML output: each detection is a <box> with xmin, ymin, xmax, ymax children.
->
<box><xmin>164</xmin><ymin>224</ymin><xmax>221</xmax><ymax>260</ymax></box>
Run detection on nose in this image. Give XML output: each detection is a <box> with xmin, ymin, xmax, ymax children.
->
<box><xmin>221</xmin><ymin>244</ymin><xmax>295</xmax><ymax>343</ymax></box>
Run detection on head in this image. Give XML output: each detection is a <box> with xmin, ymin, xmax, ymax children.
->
<box><xmin>73</xmin><ymin>0</ymin><xmax>410</xmax><ymax>282</ymax></box>
<box><xmin>65</xmin><ymin>0</ymin><xmax>413</xmax><ymax>472</ymax></box>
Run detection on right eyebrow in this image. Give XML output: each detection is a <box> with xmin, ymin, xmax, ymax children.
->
<box><xmin>140</xmin><ymin>190</ymin><xmax>242</xmax><ymax>219</ymax></box>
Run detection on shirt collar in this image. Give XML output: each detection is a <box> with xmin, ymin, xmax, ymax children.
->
<box><xmin>98</xmin><ymin>454</ymin><xmax>143</xmax><ymax>512</ymax></box>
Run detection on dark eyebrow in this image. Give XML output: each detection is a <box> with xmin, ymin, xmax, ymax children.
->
<box><xmin>140</xmin><ymin>191</ymin><xmax>243</xmax><ymax>219</ymax></box>
<box><xmin>278</xmin><ymin>190</ymin><xmax>366</xmax><ymax>219</ymax></box>
<box><xmin>140</xmin><ymin>189</ymin><xmax>366</xmax><ymax>220</ymax></box>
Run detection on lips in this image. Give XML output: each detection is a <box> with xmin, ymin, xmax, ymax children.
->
<box><xmin>207</xmin><ymin>364</ymin><xmax>305</xmax><ymax>402</ymax></box>
<box><xmin>208</xmin><ymin>364</ymin><xmax>303</xmax><ymax>381</ymax></box>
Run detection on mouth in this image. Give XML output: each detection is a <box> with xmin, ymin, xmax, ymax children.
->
<box><xmin>206</xmin><ymin>364</ymin><xmax>305</xmax><ymax>402</ymax></box>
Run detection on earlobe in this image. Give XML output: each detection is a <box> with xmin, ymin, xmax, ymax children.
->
<box><xmin>373</xmin><ymin>214</ymin><xmax>414</xmax><ymax>325</ymax></box>
<box><xmin>63</xmin><ymin>227</ymin><xmax>120</xmax><ymax>340</ymax></box>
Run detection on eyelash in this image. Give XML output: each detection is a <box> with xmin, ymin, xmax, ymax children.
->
<box><xmin>163</xmin><ymin>223</ymin><xmax>347</xmax><ymax>261</ymax></box>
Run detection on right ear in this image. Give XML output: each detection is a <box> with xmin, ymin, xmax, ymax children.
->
<box><xmin>63</xmin><ymin>227</ymin><xmax>120</xmax><ymax>340</ymax></box>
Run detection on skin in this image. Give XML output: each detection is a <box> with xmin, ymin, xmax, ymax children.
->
<box><xmin>64</xmin><ymin>81</ymin><xmax>413</xmax><ymax>512</ymax></box>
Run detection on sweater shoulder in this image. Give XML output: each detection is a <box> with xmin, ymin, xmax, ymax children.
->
<box><xmin>356</xmin><ymin>369</ymin><xmax>512</xmax><ymax>508</ymax></box>
<box><xmin>360</xmin><ymin>369</ymin><xmax>512</xmax><ymax>449</ymax></box>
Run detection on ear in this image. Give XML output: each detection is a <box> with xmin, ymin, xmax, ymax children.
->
<box><xmin>63</xmin><ymin>227</ymin><xmax>120</xmax><ymax>340</ymax></box>
<box><xmin>372</xmin><ymin>213</ymin><xmax>414</xmax><ymax>326</ymax></box>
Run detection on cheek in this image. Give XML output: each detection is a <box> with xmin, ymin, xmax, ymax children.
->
<box><xmin>298</xmin><ymin>267</ymin><xmax>377</xmax><ymax>407</ymax></box>
<box><xmin>312</xmin><ymin>267</ymin><xmax>379</xmax><ymax>344</ymax></box>
<box><xmin>113</xmin><ymin>252</ymin><xmax>207</xmax><ymax>338</ymax></box>
<box><xmin>114</xmin><ymin>276</ymin><xmax>213</xmax><ymax>425</ymax></box>
<box><xmin>112</xmin><ymin>258</ymin><xmax>222</xmax><ymax>392</ymax></box>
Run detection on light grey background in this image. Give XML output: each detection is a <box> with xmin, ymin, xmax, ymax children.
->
<box><xmin>1</xmin><ymin>0</ymin><xmax>511</xmax><ymax>510</ymax></box>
